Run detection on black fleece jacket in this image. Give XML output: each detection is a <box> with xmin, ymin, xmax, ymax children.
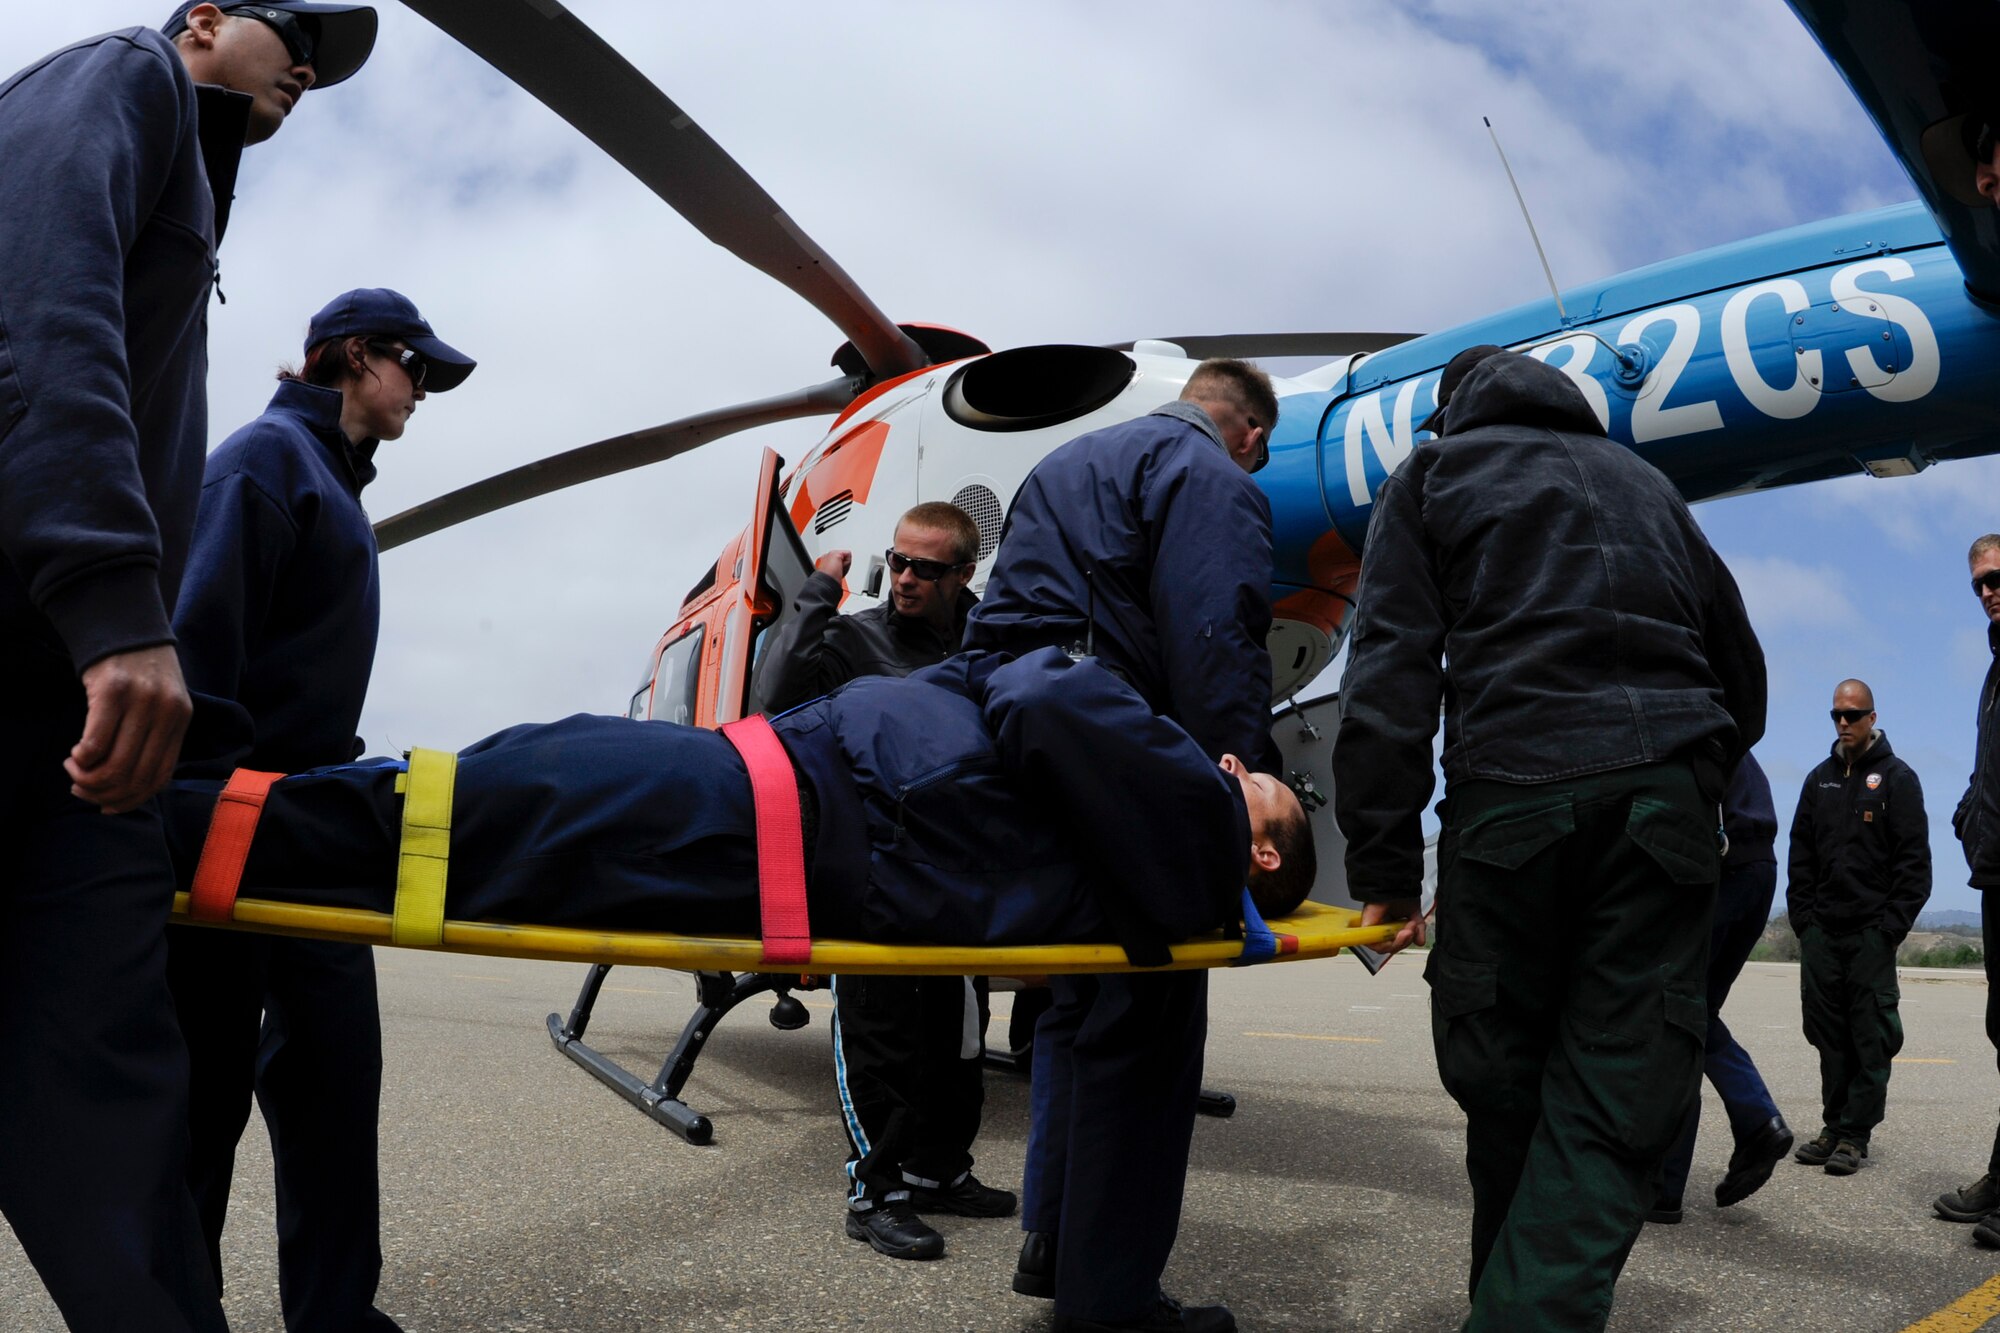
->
<box><xmin>751</xmin><ymin>570</ymin><xmax>975</xmax><ymax>713</ymax></box>
<box><xmin>1335</xmin><ymin>351</ymin><xmax>1766</xmax><ymax>902</ymax></box>
<box><xmin>1955</xmin><ymin>622</ymin><xmax>2000</xmax><ymax>890</ymax></box>
<box><xmin>1787</xmin><ymin>731</ymin><xmax>1931</xmax><ymax>939</ymax></box>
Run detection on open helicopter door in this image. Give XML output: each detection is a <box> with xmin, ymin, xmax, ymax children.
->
<box><xmin>715</xmin><ymin>448</ymin><xmax>816</xmax><ymax>724</ymax></box>
<box><xmin>1271</xmin><ymin>690</ymin><xmax>1437</xmax><ymax>974</ymax></box>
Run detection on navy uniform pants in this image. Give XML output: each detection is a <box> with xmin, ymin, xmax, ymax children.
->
<box><xmin>1021</xmin><ymin>969</ymin><xmax>1207</xmax><ymax>1324</ymax></box>
<box><xmin>167</xmin><ymin>927</ymin><xmax>401</xmax><ymax>1332</ymax></box>
<box><xmin>1</xmin><ymin>670</ymin><xmax>227</xmax><ymax>1333</ymax></box>
<box><xmin>1658</xmin><ymin>859</ymin><xmax>1783</xmax><ymax>1203</ymax></box>
<box><xmin>832</xmin><ymin>974</ymin><xmax>987</xmax><ymax>1209</ymax></box>
<box><xmin>1427</xmin><ymin>761</ymin><xmax>1717</xmax><ymax>1333</ymax></box>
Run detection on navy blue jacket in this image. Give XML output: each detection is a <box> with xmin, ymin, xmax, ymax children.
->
<box><xmin>160</xmin><ymin>650</ymin><xmax>1251</xmax><ymax>960</ymax></box>
<box><xmin>1724</xmin><ymin>751</ymin><xmax>1779</xmax><ymax>869</ymax></box>
<box><xmin>1954</xmin><ymin>622</ymin><xmax>2000</xmax><ymax>890</ymax></box>
<box><xmin>0</xmin><ymin>29</ymin><xmax>248</xmax><ymax>676</ymax></box>
<box><xmin>964</xmin><ymin>402</ymin><xmax>1280</xmax><ymax>775</ymax></box>
<box><xmin>1787</xmin><ymin>732</ymin><xmax>1931</xmax><ymax>939</ymax></box>
<box><xmin>1335</xmin><ymin>352</ymin><xmax>1767</xmax><ymax>902</ymax></box>
<box><xmin>174</xmin><ymin>381</ymin><xmax>381</xmax><ymax>774</ymax></box>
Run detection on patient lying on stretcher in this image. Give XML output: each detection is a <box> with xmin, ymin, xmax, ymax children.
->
<box><xmin>161</xmin><ymin>649</ymin><xmax>1313</xmax><ymax>964</ymax></box>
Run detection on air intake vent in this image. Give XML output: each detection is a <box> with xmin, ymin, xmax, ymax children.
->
<box><xmin>814</xmin><ymin>490</ymin><xmax>854</xmax><ymax>534</ymax></box>
<box><xmin>950</xmin><ymin>483</ymin><xmax>1005</xmax><ymax>562</ymax></box>
<box><xmin>942</xmin><ymin>344</ymin><xmax>1136</xmax><ymax>432</ymax></box>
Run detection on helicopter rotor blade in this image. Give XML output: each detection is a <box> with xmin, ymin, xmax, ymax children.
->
<box><xmin>401</xmin><ymin>0</ymin><xmax>927</xmax><ymax>382</ymax></box>
<box><xmin>1109</xmin><ymin>332</ymin><xmax>1421</xmax><ymax>359</ymax></box>
<box><xmin>373</xmin><ymin>374</ymin><xmax>864</xmax><ymax>551</ymax></box>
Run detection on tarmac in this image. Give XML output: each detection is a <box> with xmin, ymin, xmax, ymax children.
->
<box><xmin>6</xmin><ymin>952</ymin><xmax>2000</xmax><ymax>1331</ymax></box>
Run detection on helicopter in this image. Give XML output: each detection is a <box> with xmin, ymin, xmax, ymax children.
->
<box><xmin>365</xmin><ymin>0</ymin><xmax>2000</xmax><ymax>920</ymax></box>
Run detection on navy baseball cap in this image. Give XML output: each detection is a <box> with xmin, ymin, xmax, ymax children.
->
<box><xmin>164</xmin><ymin>3</ymin><xmax>379</xmax><ymax>88</ymax></box>
<box><xmin>307</xmin><ymin>289</ymin><xmax>477</xmax><ymax>392</ymax></box>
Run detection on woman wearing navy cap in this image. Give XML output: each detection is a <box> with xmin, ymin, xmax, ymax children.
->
<box><xmin>166</xmin><ymin>288</ymin><xmax>473</xmax><ymax>1333</ymax></box>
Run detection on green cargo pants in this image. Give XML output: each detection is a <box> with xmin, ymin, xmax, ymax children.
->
<box><xmin>1426</xmin><ymin>760</ymin><xmax>1719</xmax><ymax>1333</ymax></box>
<box><xmin>1798</xmin><ymin>924</ymin><xmax>1903</xmax><ymax>1148</ymax></box>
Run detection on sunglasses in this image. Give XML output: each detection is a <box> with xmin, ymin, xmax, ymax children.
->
<box><xmin>225</xmin><ymin>5</ymin><xmax>317</xmax><ymax>68</ymax></box>
<box><xmin>368</xmin><ymin>342</ymin><xmax>429</xmax><ymax>389</ymax></box>
<box><xmin>1829</xmin><ymin>708</ymin><xmax>1873</xmax><ymax>725</ymax></box>
<box><xmin>885</xmin><ymin>549</ymin><xmax>968</xmax><ymax>582</ymax></box>
<box><xmin>1973</xmin><ymin>569</ymin><xmax>2000</xmax><ymax>596</ymax></box>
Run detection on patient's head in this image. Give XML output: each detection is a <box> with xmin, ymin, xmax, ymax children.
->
<box><xmin>1219</xmin><ymin>755</ymin><xmax>1316</xmax><ymax>918</ymax></box>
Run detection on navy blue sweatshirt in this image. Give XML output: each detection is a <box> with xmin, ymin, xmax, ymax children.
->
<box><xmin>965</xmin><ymin>401</ymin><xmax>1281</xmax><ymax>775</ymax></box>
<box><xmin>173</xmin><ymin>381</ymin><xmax>381</xmax><ymax>773</ymax></box>
<box><xmin>0</xmin><ymin>29</ymin><xmax>247</xmax><ymax>675</ymax></box>
<box><xmin>1724</xmin><ymin>751</ymin><xmax>1779</xmax><ymax>868</ymax></box>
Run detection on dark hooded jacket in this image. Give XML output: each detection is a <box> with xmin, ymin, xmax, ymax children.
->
<box><xmin>751</xmin><ymin>570</ymin><xmax>975</xmax><ymax>714</ymax></box>
<box><xmin>173</xmin><ymin>381</ymin><xmax>383</xmax><ymax>775</ymax></box>
<box><xmin>0</xmin><ymin>29</ymin><xmax>248</xmax><ymax>680</ymax></box>
<box><xmin>1334</xmin><ymin>351</ymin><xmax>1767</xmax><ymax>901</ymax></box>
<box><xmin>1954</xmin><ymin>623</ymin><xmax>2000</xmax><ymax>890</ymax></box>
<box><xmin>1787</xmin><ymin>731</ymin><xmax>1931</xmax><ymax>939</ymax></box>
<box><xmin>964</xmin><ymin>401</ymin><xmax>1280</xmax><ymax>773</ymax></box>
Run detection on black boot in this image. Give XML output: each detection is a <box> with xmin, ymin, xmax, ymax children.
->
<box><xmin>843</xmin><ymin>1201</ymin><xmax>943</xmax><ymax>1260</ymax></box>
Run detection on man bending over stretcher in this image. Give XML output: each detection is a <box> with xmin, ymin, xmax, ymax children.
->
<box><xmin>160</xmin><ymin>649</ymin><xmax>1314</xmax><ymax>955</ymax></box>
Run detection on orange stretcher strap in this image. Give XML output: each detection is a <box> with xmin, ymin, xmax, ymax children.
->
<box><xmin>718</xmin><ymin>715</ymin><xmax>811</xmax><ymax>966</ymax></box>
<box><xmin>188</xmin><ymin>769</ymin><xmax>286</xmax><ymax>923</ymax></box>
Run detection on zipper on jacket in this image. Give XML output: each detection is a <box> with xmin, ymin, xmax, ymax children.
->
<box><xmin>891</xmin><ymin>758</ymin><xmax>996</xmax><ymax>841</ymax></box>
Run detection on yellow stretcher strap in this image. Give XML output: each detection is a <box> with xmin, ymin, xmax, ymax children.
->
<box><xmin>391</xmin><ymin>748</ymin><xmax>456</xmax><ymax>947</ymax></box>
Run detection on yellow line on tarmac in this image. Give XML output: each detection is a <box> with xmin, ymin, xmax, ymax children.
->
<box><xmin>1903</xmin><ymin>1275</ymin><xmax>2000</xmax><ymax>1332</ymax></box>
<box><xmin>1896</xmin><ymin>1058</ymin><xmax>1958</xmax><ymax>1065</ymax></box>
<box><xmin>1242</xmin><ymin>1031</ymin><xmax>1382</xmax><ymax>1044</ymax></box>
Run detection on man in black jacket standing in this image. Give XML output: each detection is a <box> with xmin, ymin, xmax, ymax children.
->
<box><xmin>1335</xmin><ymin>346</ymin><xmax>1765</xmax><ymax>1332</ymax></box>
<box><xmin>1936</xmin><ymin>535</ymin><xmax>2000</xmax><ymax>1238</ymax></box>
<box><xmin>753</xmin><ymin>501</ymin><xmax>1013</xmax><ymax>1262</ymax></box>
<box><xmin>1786</xmin><ymin>679</ymin><xmax>1930</xmax><ymax>1177</ymax></box>
<box><xmin>0</xmin><ymin>7</ymin><xmax>374</xmax><ymax>1330</ymax></box>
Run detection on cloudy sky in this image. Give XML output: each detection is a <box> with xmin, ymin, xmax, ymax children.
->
<box><xmin>20</xmin><ymin>3</ymin><xmax>1997</xmax><ymax>911</ymax></box>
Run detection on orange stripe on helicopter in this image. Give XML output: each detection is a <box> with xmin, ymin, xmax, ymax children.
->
<box><xmin>1273</xmin><ymin>528</ymin><xmax>1362</xmax><ymax>638</ymax></box>
<box><xmin>788</xmin><ymin>420</ymin><xmax>889</xmax><ymax>535</ymax></box>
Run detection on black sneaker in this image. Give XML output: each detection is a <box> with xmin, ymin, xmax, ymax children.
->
<box><xmin>843</xmin><ymin>1202</ymin><xmax>944</xmax><ymax>1260</ymax></box>
<box><xmin>1936</xmin><ymin>1173</ymin><xmax>2000</xmax><ymax>1223</ymax></box>
<box><xmin>1052</xmin><ymin>1294</ymin><xmax>1236</xmax><ymax>1332</ymax></box>
<box><xmin>1974</xmin><ymin>1214</ymin><xmax>2000</xmax><ymax>1248</ymax></box>
<box><xmin>908</xmin><ymin>1172</ymin><xmax>1018</xmax><ymax>1218</ymax></box>
<box><xmin>1645</xmin><ymin>1197</ymin><xmax>1684</xmax><ymax>1225</ymax></box>
<box><xmin>1824</xmin><ymin>1140</ymin><xmax>1866</xmax><ymax>1176</ymax></box>
<box><xmin>1794</xmin><ymin>1131</ymin><xmax>1837</xmax><ymax>1166</ymax></box>
<box><xmin>1013</xmin><ymin>1230</ymin><xmax>1055</xmax><ymax>1299</ymax></box>
<box><xmin>1717</xmin><ymin>1115</ymin><xmax>1793</xmax><ymax>1207</ymax></box>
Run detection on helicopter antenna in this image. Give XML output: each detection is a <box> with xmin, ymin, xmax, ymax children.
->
<box><xmin>1485</xmin><ymin>116</ymin><xmax>1567</xmax><ymax>322</ymax></box>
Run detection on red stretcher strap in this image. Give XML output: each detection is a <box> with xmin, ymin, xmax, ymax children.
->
<box><xmin>718</xmin><ymin>716</ymin><xmax>811</xmax><ymax>966</ymax></box>
<box><xmin>188</xmin><ymin>768</ymin><xmax>285</xmax><ymax>923</ymax></box>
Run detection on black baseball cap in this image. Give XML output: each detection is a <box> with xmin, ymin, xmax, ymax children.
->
<box><xmin>163</xmin><ymin>3</ymin><xmax>379</xmax><ymax>88</ymax></box>
<box><xmin>1418</xmin><ymin>344</ymin><xmax>1507</xmax><ymax>436</ymax></box>
<box><xmin>306</xmin><ymin>289</ymin><xmax>477</xmax><ymax>392</ymax></box>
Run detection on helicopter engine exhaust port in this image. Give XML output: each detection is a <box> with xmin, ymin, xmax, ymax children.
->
<box><xmin>943</xmin><ymin>345</ymin><xmax>1138</xmax><ymax>433</ymax></box>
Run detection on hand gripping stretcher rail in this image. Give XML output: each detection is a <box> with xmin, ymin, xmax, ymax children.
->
<box><xmin>171</xmin><ymin>716</ymin><xmax>1398</xmax><ymax>1142</ymax></box>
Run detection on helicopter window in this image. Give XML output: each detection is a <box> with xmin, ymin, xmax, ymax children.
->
<box><xmin>942</xmin><ymin>345</ymin><xmax>1136</xmax><ymax>433</ymax></box>
<box><xmin>679</xmin><ymin>561</ymin><xmax>718</xmax><ymax>611</ymax></box>
<box><xmin>649</xmin><ymin>625</ymin><xmax>705</xmax><ymax>726</ymax></box>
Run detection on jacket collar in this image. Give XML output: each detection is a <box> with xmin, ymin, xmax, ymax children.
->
<box><xmin>1150</xmin><ymin>400</ymin><xmax>1225</xmax><ymax>450</ymax></box>
<box><xmin>1830</xmin><ymin>728</ymin><xmax>1892</xmax><ymax>767</ymax></box>
<box><xmin>267</xmin><ymin>380</ymin><xmax>378</xmax><ymax>494</ymax></box>
<box><xmin>193</xmin><ymin>85</ymin><xmax>251</xmax><ymax>246</ymax></box>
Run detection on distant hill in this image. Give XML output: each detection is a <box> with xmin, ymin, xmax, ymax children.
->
<box><xmin>1918</xmin><ymin>909</ymin><xmax>1983</xmax><ymax>929</ymax></box>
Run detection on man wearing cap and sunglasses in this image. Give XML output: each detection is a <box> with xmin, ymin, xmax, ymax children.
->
<box><xmin>0</xmin><ymin>4</ymin><xmax>373</xmax><ymax>1330</ymax></box>
<box><xmin>1785</xmin><ymin>680</ymin><xmax>1931</xmax><ymax>1179</ymax></box>
<box><xmin>752</xmin><ymin>502</ymin><xmax>1018</xmax><ymax>1262</ymax></box>
<box><xmin>166</xmin><ymin>289</ymin><xmax>473</xmax><ymax>1333</ymax></box>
